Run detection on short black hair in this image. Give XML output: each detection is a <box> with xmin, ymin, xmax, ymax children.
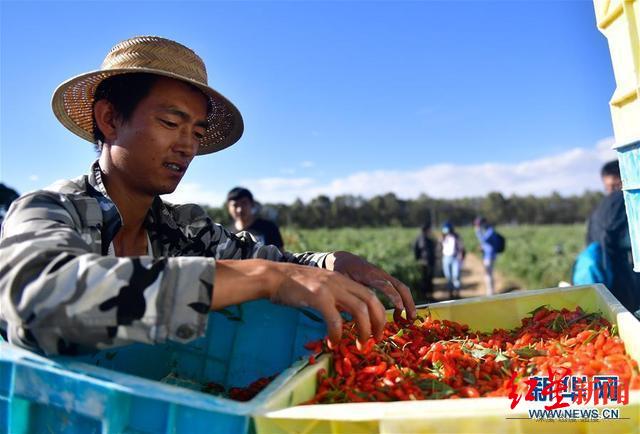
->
<box><xmin>92</xmin><ymin>73</ymin><xmax>161</xmax><ymax>150</ymax></box>
<box><xmin>474</xmin><ymin>216</ymin><xmax>488</xmax><ymax>227</ymax></box>
<box><xmin>227</xmin><ymin>187</ymin><xmax>254</xmax><ymax>203</ymax></box>
<box><xmin>601</xmin><ymin>160</ymin><xmax>621</xmax><ymax>178</ymax></box>
<box><xmin>421</xmin><ymin>214</ymin><xmax>432</xmax><ymax>231</ymax></box>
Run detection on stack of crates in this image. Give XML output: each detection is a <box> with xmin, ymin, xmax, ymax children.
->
<box><xmin>2</xmin><ymin>286</ymin><xmax>638</xmax><ymax>433</ymax></box>
<box><xmin>594</xmin><ymin>0</ymin><xmax>640</xmax><ymax>270</ymax></box>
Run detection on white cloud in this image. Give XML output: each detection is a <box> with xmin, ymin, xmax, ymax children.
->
<box><xmin>300</xmin><ymin>161</ymin><xmax>315</xmax><ymax>168</ymax></box>
<box><xmin>245</xmin><ymin>177</ymin><xmax>315</xmax><ymax>192</ymax></box>
<box><xmin>245</xmin><ymin>137</ymin><xmax>617</xmax><ymax>203</ymax></box>
<box><xmin>161</xmin><ymin>138</ymin><xmax>618</xmax><ymax>206</ymax></box>
<box><xmin>29</xmin><ymin>175</ymin><xmax>39</xmax><ymax>182</ymax></box>
<box><xmin>161</xmin><ymin>182</ymin><xmax>225</xmax><ymax>206</ymax></box>
<box><xmin>279</xmin><ymin>160</ymin><xmax>315</xmax><ymax>175</ymax></box>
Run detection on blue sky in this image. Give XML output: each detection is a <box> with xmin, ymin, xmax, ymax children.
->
<box><xmin>0</xmin><ymin>0</ymin><xmax>619</xmax><ymax>206</ymax></box>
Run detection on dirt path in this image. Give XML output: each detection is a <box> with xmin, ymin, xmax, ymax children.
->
<box><xmin>426</xmin><ymin>253</ymin><xmax>521</xmax><ymax>302</ymax></box>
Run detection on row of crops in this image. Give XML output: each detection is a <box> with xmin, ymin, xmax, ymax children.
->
<box><xmin>282</xmin><ymin>224</ymin><xmax>586</xmax><ymax>295</ymax></box>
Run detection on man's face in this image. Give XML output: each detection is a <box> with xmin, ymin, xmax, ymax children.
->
<box><xmin>227</xmin><ymin>197</ymin><xmax>254</xmax><ymax>223</ymax></box>
<box><xmin>602</xmin><ymin>175</ymin><xmax>622</xmax><ymax>194</ymax></box>
<box><xmin>105</xmin><ymin>76</ymin><xmax>208</xmax><ymax>196</ymax></box>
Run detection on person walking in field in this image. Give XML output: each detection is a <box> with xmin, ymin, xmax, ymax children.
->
<box><xmin>474</xmin><ymin>216</ymin><xmax>504</xmax><ymax>296</ymax></box>
<box><xmin>0</xmin><ymin>36</ymin><xmax>416</xmax><ymax>355</ymax></box>
<box><xmin>441</xmin><ymin>222</ymin><xmax>464</xmax><ymax>299</ymax></box>
<box><xmin>413</xmin><ymin>221</ymin><xmax>437</xmax><ymax>302</ymax></box>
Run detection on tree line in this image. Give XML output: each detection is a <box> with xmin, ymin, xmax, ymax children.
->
<box><xmin>205</xmin><ymin>191</ymin><xmax>605</xmax><ymax>229</ymax></box>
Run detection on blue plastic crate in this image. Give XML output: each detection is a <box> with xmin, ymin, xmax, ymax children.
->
<box><xmin>623</xmin><ymin>188</ymin><xmax>640</xmax><ymax>272</ymax></box>
<box><xmin>0</xmin><ymin>300</ymin><xmax>326</xmax><ymax>434</ymax></box>
<box><xmin>616</xmin><ymin>139</ymin><xmax>640</xmax><ymax>189</ymax></box>
<box><xmin>616</xmin><ymin>139</ymin><xmax>640</xmax><ymax>271</ymax></box>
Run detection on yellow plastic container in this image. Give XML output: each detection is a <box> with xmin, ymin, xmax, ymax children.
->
<box><xmin>254</xmin><ymin>285</ymin><xmax>640</xmax><ymax>434</ymax></box>
<box><xmin>595</xmin><ymin>0</ymin><xmax>640</xmax><ymax>271</ymax></box>
<box><xmin>594</xmin><ymin>0</ymin><xmax>640</xmax><ymax>145</ymax></box>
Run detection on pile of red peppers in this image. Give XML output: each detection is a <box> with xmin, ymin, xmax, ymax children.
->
<box><xmin>304</xmin><ymin>306</ymin><xmax>640</xmax><ymax>404</ymax></box>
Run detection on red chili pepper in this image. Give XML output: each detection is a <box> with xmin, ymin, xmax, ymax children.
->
<box><xmin>343</xmin><ymin>357</ymin><xmax>353</xmax><ymax>375</ymax></box>
<box><xmin>304</xmin><ymin>340</ymin><xmax>323</xmax><ymax>352</ymax></box>
<box><xmin>305</xmin><ymin>306</ymin><xmax>639</xmax><ymax>404</ymax></box>
<box><xmin>334</xmin><ymin>358</ymin><xmax>344</xmax><ymax>377</ymax></box>
<box><xmin>226</xmin><ymin>375</ymin><xmax>276</xmax><ymax>401</ymax></box>
<box><xmin>361</xmin><ymin>361</ymin><xmax>387</xmax><ymax>376</ymax></box>
<box><xmin>393</xmin><ymin>309</ymin><xmax>411</xmax><ymax>326</ymax></box>
<box><xmin>459</xmin><ymin>386</ymin><xmax>480</xmax><ymax>398</ymax></box>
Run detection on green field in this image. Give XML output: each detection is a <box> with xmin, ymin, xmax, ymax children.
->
<box><xmin>282</xmin><ymin>224</ymin><xmax>586</xmax><ymax>296</ymax></box>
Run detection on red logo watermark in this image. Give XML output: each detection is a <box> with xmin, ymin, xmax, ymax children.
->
<box><xmin>507</xmin><ymin>367</ymin><xmax>630</xmax><ymax>411</ymax></box>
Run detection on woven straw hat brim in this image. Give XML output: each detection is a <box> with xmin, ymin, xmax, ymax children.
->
<box><xmin>52</xmin><ymin>67</ymin><xmax>244</xmax><ymax>155</ymax></box>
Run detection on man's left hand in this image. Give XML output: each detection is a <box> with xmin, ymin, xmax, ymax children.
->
<box><xmin>325</xmin><ymin>251</ymin><xmax>417</xmax><ymax>321</ymax></box>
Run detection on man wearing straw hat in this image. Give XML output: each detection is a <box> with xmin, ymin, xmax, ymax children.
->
<box><xmin>0</xmin><ymin>36</ymin><xmax>415</xmax><ymax>355</ymax></box>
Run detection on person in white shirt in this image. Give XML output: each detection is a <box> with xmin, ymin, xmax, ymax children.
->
<box><xmin>441</xmin><ymin>222</ymin><xmax>465</xmax><ymax>299</ymax></box>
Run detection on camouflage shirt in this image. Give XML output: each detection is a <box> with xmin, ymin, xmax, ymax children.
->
<box><xmin>0</xmin><ymin>161</ymin><xmax>330</xmax><ymax>355</ymax></box>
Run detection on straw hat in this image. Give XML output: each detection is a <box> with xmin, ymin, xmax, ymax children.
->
<box><xmin>52</xmin><ymin>36</ymin><xmax>243</xmax><ymax>155</ymax></box>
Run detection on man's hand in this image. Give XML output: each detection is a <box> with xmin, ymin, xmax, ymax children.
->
<box><xmin>324</xmin><ymin>251</ymin><xmax>417</xmax><ymax>322</ymax></box>
<box><xmin>212</xmin><ymin>259</ymin><xmax>387</xmax><ymax>346</ymax></box>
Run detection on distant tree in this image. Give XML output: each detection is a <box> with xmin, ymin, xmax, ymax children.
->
<box><xmin>203</xmin><ymin>190</ymin><xmax>606</xmax><ymax>229</ymax></box>
<box><xmin>482</xmin><ymin>192</ymin><xmax>508</xmax><ymax>224</ymax></box>
<box><xmin>309</xmin><ymin>195</ymin><xmax>332</xmax><ymax>227</ymax></box>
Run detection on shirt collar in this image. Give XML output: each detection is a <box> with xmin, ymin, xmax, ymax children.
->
<box><xmin>86</xmin><ymin>160</ymin><xmax>183</xmax><ymax>256</ymax></box>
<box><xmin>88</xmin><ymin>160</ymin><xmax>110</xmax><ymax>198</ymax></box>
<box><xmin>86</xmin><ymin>160</ymin><xmax>122</xmax><ymax>253</ymax></box>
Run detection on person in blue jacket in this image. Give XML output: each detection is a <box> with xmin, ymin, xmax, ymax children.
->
<box><xmin>578</xmin><ymin>160</ymin><xmax>640</xmax><ymax>315</ymax></box>
<box><xmin>474</xmin><ymin>217</ymin><xmax>498</xmax><ymax>295</ymax></box>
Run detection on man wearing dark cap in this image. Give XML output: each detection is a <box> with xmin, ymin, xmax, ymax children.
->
<box><xmin>227</xmin><ymin>187</ymin><xmax>284</xmax><ymax>250</ymax></box>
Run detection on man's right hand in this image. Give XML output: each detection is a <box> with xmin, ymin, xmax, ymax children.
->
<box><xmin>212</xmin><ymin>259</ymin><xmax>387</xmax><ymax>346</ymax></box>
